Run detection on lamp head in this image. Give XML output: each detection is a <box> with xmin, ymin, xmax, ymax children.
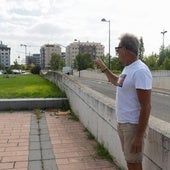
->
<box><xmin>161</xmin><ymin>30</ymin><xmax>167</xmax><ymax>34</ymax></box>
<box><xmin>101</xmin><ymin>18</ymin><xmax>106</xmax><ymax>22</ymax></box>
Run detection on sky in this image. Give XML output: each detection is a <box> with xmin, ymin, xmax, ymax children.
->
<box><xmin>0</xmin><ymin>0</ymin><xmax>170</xmax><ymax>64</ymax></box>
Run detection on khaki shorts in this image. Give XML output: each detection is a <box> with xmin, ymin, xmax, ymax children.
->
<box><xmin>117</xmin><ymin>123</ymin><xmax>144</xmax><ymax>163</ymax></box>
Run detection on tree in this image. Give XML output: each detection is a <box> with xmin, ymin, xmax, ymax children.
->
<box><xmin>75</xmin><ymin>53</ymin><xmax>94</xmax><ymax>70</ymax></box>
<box><xmin>143</xmin><ymin>53</ymin><xmax>158</xmax><ymax>70</ymax></box>
<box><xmin>158</xmin><ymin>45</ymin><xmax>170</xmax><ymax>68</ymax></box>
<box><xmin>27</xmin><ymin>63</ymin><xmax>35</xmax><ymax>70</ymax></box>
<box><xmin>138</xmin><ymin>37</ymin><xmax>145</xmax><ymax>61</ymax></box>
<box><xmin>13</xmin><ymin>60</ymin><xmax>20</xmax><ymax>69</ymax></box>
<box><xmin>110</xmin><ymin>57</ymin><xmax>124</xmax><ymax>71</ymax></box>
<box><xmin>21</xmin><ymin>64</ymin><xmax>26</xmax><ymax>70</ymax></box>
<box><xmin>31</xmin><ymin>66</ymin><xmax>41</xmax><ymax>74</ymax></box>
<box><xmin>50</xmin><ymin>53</ymin><xmax>64</xmax><ymax>70</ymax></box>
<box><xmin>163</xmin><ymin>57</ymin><xmax>170</xmax><ymax>70</ymax></box>
<box><xmin>158</xmin><ymin>45</ymin><xmax>165</xmax><ymax>66</ymax></box>
<box><xmin>100</xmin><ymin>55</ymin><xmax>108</xmax><ymax>67</ymax></box>
<box><xmin>0</xmin><ymin>64</ymin><xmax>4</xmax><ymax>70</ymax></box>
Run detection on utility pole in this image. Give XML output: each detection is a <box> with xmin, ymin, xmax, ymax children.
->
<box><xmin>74</xmin><ymin>39</ymin><xmax>81</xmax><ymax>77</ymax></box>
<box><xmin>101</xmin><ymin>18</ymin><xmax>111</xmax><ymax>69</ymax></box>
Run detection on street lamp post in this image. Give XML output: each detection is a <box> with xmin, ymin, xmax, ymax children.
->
<box><xmin>161</xmin><ymin>30</ymin><xmax>167</xmax><ymax>49</ymax></box>
<box><xmin>101</xmin><ymin>18</ymin><xmax>110</xmax><ymax>69</ymax></box>
<box><xmin>74</xmin><ymin>39</ymin><xmax>80</xmax><ymax>77</ymax></box>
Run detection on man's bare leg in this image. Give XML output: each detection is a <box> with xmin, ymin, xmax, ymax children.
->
<box><xmin>127</xmin><ymin>162</ymin><xmax>142</xmax><ymax>170</ymax></box>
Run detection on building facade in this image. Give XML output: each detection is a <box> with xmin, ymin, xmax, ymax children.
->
<box><xmin>0</xmin><ymin>41</ymin><xmax>10</xmax><ymax>70</ymax></box>
<box><xmin>66</xmin><ymin>42</ymin><xmax>104</xmax><ymax>67</ymax></box>
<box><xmin>40</xmin><ymin>44</ymin><xmax>61</xmax><ymax>69</ymax></box>
<box><xmin>26</xmin><ymin>54</ymin><xmax>41</xmax><ymax>67</ymax></box>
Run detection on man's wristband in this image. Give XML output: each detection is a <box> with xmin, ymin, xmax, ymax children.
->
<box><xmin>102</xmin><ymin>67</ymin><xmax>108</xmax><ymax>72</ymax></box>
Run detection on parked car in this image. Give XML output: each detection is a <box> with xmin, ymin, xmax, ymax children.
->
<box><xmin>12</xmin><ymin>69</ymin><xmax>21</xmax><ymax>74</ymax></box>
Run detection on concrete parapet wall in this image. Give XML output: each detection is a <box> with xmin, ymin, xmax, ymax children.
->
<box><xmin>77</xmin><ymin>70</ymin><xmax>170</xmax><ymax>91</ymax></box>
<box><xmin>44</xmin><ymin>71</ymin><xmax>170</xmax><ymax>170</ymax></box>
<box><xmin>152</xmin><ymin>70</ymin><xmax>170</xmax><ymax>77</ymax></box>
<box><xmin>151</xmin><ymin>70</ymin><xmax>170</xmax><ymax>90</ymax></box>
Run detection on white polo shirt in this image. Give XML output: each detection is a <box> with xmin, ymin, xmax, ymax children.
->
<box><xmin>116</xmin><ymin>60</ymin><xmax>152</xmax><ymax>124</ymax></box>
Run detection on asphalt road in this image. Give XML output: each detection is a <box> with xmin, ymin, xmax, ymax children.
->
<box><xmin>74</xmin><ymin>77</ymin><xmax>170</xmax><ymax>123</ymax></box>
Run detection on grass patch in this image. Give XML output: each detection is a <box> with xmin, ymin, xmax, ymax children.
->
<box><xmin>0</xmin><ymin>74</ymin><xmax>66</xmax><ymax>98</ymax></box>
<box><xmin>33</xmin><ymin>108</ymin><xmax>42</xmax><ymax>120</ymax></box>
<box><xmin>83</xmin><ymin>128</ymin><xmax>124</xmax><ymax>169</ymax></box>
<box><xmin>95</xmin><ymin>142</ymin><xmax>114</xmax><ymax>162</ymax></box>
<box><xmin>95</xmin><ymin>142</ymin><xmax>125</xmax><ymax>170</ymax></box>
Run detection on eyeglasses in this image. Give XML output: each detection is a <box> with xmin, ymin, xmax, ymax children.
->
<box><xmin>115</xmin><ymin>46</ymin><xmax>122</xmax><ymax>53</ymax></box>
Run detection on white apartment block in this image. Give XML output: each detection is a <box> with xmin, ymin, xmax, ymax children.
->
<box><xmin>0</xmin><ymin>41</ymin><xmax>10</xmax><ymax>69</ymax></box>
<box><xmin>66</xmin><ymin>41</ymin><xmax>104</xmax><ymax>67</ymax></box>
<box><xmin>40</xmin><ymin>44</ymin><xmax>61</xmax><ymax>69</ymax></box>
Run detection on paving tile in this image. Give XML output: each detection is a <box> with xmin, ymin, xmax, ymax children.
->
<box><xmin>29</xmin><ymin>150</ymin><xmax>41</xmax><ymax>161</ymax></box>
<box><xmin>0</xmin><ymin>150</ymin><xmax>28</xmax><ymax>157</ymax></box>
<box><xmin>5</xmin><ymin>146</ymin><xmax>28</xmax><ymax>152</ymax></box>
<box><xmin>42</xmin><ymin>149</ymin><xmax>55</xmax><ymax>160</ymax></box>
<box><xmin>43</xmin><ymin>159</ymin><xmax>58</xmax><ymax>170</ymax></box>
<box><xmin>14</xmin><ymin>161</ymin><xmax>28</xmax><ymax>168</ymax></box>
<box><xmin>13</xmin><ymin>168</ymin><xmax>28</xmax><ymax>170</ymax></box>
<box><xmin>30</xmin><ymin>128</ymin><xmax>39</xmax><ymax>135</ymax></box>
<box><xmin>57</xmin><ymin>162</ymin><xmax>86</xmax><ymax>170</ymax></box>
<box><xmin>40</xmin><ymin>128</ymin><xmax>49</xmax><ymax>134</ymax></box>
<box><xmin>29</xmin><ymin>141</ymin><xmax>41</xmax><ymax>150</ymax></box>
<box><xmin>41</xmin><ymin>141</ymin><xmax>52</xmax><ymax>149</ymax></box>
<box><xmin>56</xmin><ymin>158</ymin><xmax>69</xmax><ymax>165</ymax></box>
<box><xmin>0</xmin><ymin>162</ymin><xmax>14</xmax><ymax>169</ymax></box>
<box><xmin>28</xmin><ymin>160</ymin><xmax>42</xmax><ymax>170</ymax></box>
<box><xmin>40</xmin><ymin>134</ymin><xmax>50</xmax><ymax>141</ymax></box>
<box><xmin>29</xmin><ymin>135</ymin><xmax>39</xmax><ymax>142</ymax></box>
<box><xmin>2</xmin><ymin>154</ymin><xmax>28</xmax><ymax>162</ymax></box>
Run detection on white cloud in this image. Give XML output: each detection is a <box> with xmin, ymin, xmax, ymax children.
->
<box><xmin>0</xmin><ymin>0</ymin><xmax>170</xmax><ymax>63</ymax></box>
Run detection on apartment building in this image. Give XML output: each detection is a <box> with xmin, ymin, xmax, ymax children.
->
<box><xmin>66</xmin><ymin>41</ymin><xmax>104</xmax><ymax>67</ymax></box>
<box><xmin>0</xmin><ymin>41</ymin><xmax>10</xmax><ymax>69</ymax></box>
<box><xmin>40</xmin><ymin>44</ymin><xmax>61</xmax><ymax>69</ymax></box>
<box><xmin>26</xmin><ymin>54</ymin><xmax>41</xmax><ymax>67</ymax></box>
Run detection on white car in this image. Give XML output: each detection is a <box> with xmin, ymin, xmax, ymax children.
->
<box><xmin>12</xmin><ymin>69</ymin><xmax>21</xmax><ymax>74</ymax></box>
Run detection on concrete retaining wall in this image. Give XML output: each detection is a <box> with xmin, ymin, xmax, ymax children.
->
<box><xmin>0</xmin><ymin>98</ymin><xmax>68</xmax><ymax>111</ymax></box>
<box><xmin>44</xmin><ymin>71</ymin><xmax>170</xmax><ymax>170</ymax></box>
<box><xmin>152</xmin><ymin>70</ymin><xmax>170</xmax><ymax>90</ymax></box>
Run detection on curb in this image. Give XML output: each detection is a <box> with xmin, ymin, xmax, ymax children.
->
<box><xmin>0</xmin><ymin>98</ymin><xmax>68</xmax><ymax>111</ymax></box>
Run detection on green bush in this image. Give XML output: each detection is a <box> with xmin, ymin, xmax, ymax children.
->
<box><xmin>31</xmin><ymin>66</ymin><xmax>41</xmax><ymax>74</ymax></box>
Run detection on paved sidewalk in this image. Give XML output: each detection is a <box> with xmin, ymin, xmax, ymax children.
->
<box><xmin>0</xmin><ymin>112</ymin><xmax>30</xmax><ymax>170</ymax></box>
<box><xmin>0</xmin><ymin>111</ymin><xmax>118</xmax><ymax>170</ymax></box>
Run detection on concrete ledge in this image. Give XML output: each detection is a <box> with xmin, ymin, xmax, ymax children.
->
<box><xmin>0</xmin><ymin>98</ymin><xmax>68</xmax><ymax>111</ymax></box>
